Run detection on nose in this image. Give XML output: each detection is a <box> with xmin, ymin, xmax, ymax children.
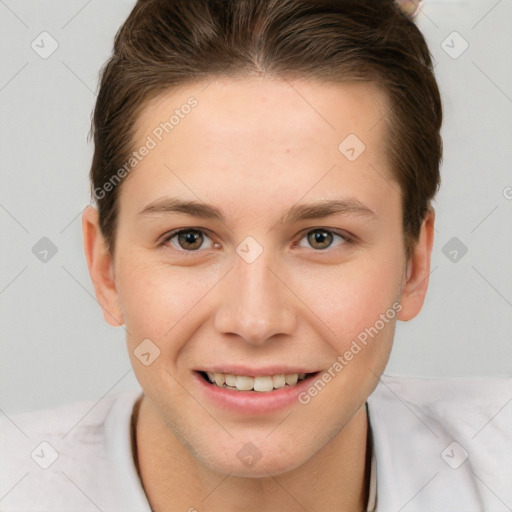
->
<box><xmin>213</xmin><ymin>249</ymin><xmax>298</xmax><ymax>345</ymax></box>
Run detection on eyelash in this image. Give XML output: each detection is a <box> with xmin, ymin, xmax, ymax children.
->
<box><xmin>159</xmin><ymin>227</ymin><xmax>355</xmax><ymax>253</ymax></box>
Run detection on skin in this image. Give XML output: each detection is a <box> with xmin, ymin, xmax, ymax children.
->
<box><xmin>83</xmin><ymin>77</ymin><xmax>435</xmax><ymax>512</ymax></box>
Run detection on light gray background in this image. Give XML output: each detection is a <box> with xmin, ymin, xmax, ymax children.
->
<box><xmin>1</xmin><ymin>0</ymin><xmax>511</xmax><ymax>414</ymax></box>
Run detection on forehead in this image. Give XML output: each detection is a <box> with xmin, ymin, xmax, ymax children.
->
<box><xmin>123</xmin><ymin>77</ymin><xmax>396</xmax><ymax>222</ymax></box>
<box><xmin>135</xmin><ymin>77</ymin><xmax>389</xmax><ymax>153</ymax></box>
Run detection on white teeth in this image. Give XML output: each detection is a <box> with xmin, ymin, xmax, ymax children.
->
<box><xmin>236</xmin><ymin>375</ymin><xmax>254</xmax><ymax>391</ymax></box>
<box><xmin>225</xmin><ymin>374</ymin><xmax>237</xmax><ymax>387</ymax></box>
<box><xmin>214</xmin><ymin>373</ymin><xmax>225</xmax><ymax>386</ymax></box>
<box><xmin>272</xmin><ymin>374</ymin><xmax>286</xmax><ymax>389</ymax></box>
<box><xmin>285</xmin><ymin>374</ymin><xmax>298</xmax><ymax>386</ymax></box>
<box><xmin>204</xmin><ymin>371</ymin><xmax>309</xmax><ymax>391</ymax></box>
<box><xmin>253</xmin><ymin>376</ymin><xmax>274</xmax><ymax>392</ymax></box>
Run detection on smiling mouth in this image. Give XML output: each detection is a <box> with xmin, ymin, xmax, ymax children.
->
<box><xmin>198</xmin><ymin>371</ymin><xmax>317</xmax><ymax>392</ymax></box>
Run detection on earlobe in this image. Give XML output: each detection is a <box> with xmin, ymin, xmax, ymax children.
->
<box><xmin>397</xmin><ymin>209</ymin><xmax>435</xmax><ymax>322</ymax></box>
<box><xmin>82</xmin><ymin>205</ymin><xmax>124</xmax><ymax>327</ymax></box>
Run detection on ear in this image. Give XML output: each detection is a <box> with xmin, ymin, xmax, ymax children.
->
<box><xmin>82</xmin><ymin>205</ymin><xmax>124</xmax><ymax>326</ymax></box>
<box><xmin>397</xmin><ymin>208</ymin><xmax>435</xmax><ymax>321</ymax></box>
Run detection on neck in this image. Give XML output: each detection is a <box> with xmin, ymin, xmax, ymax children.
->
<box><xmin>133</xmin><ymin>397</ymin><xmax>371</xmax><ymax>512</ymax></box>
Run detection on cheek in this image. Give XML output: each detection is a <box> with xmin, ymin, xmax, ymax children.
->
<box><xmin>115</xmin><ymin>255</ymin><xmax>222</xmax><ymax>349</ymax></box>
<box><xmin>293</xmin><ymin>260</ymin><xmax>401</xmax><ymax>424</ymax></box>
<box><xmin>294</xmin><ymin>253</ymin><xmax>403</xmax><ymax>353</ymax></box>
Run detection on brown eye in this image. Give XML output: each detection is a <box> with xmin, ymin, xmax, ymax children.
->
<box><xmin>176</xmin><ymin>230</ymin><xmax>204</xmax><ymax>250</ymax></box>
<box><xmin>307</xmin><ymin>229</ymin><xmax>334</xmax><ymax>250</ymax></box>
<box><xmin>161</xmin><ymin>228</ymin><xmax>217</xmax><ymax>253</ymax></box>
<box><xmin>296</xmin><ymin>228</ymin><xmax>351</xmax><ymax>251</ymax></box>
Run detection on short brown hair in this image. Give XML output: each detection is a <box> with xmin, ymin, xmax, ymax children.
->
<box><xmin>89</xmin><ymin>0</ymin><xmax>442</xmax><ymax>257</ymax></box>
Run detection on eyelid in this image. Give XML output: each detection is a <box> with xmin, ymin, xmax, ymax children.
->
<box><xmin>159</xmin><ymin>227</ymin><xmax>216</xmax><ymax>251</ymax></box>
<box><xmin>294</xmin><ymin>227</ymin><xmax>355</xmax><ymax>249</ymax></box>
<box><xmin>160</xmin><ymin>226</ymin><xmax>355</xmax><ymax>252</ymax></box>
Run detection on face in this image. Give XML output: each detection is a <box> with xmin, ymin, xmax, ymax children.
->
<box><xmin>84</xmin><ymin>77</ymin><xmax>434</xmax><ymax>477</ymax></box>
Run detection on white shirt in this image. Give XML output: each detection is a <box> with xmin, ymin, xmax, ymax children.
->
<box><xmin>1</xmin><ymin>375</ymin><xmax>511</xmax><ymax>511</ymax></box>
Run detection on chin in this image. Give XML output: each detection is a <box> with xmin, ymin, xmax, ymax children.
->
<box><xmin>193</xmin><ymin>436</ymin><xmax>314</xmax><ymax>479</ymax></box>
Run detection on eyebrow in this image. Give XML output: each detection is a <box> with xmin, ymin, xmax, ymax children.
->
<box><xmin>281</xmin><ymin>198</ymin><xmax>376</xmax><ymax>224</ymax></box>
<box><xmin>138</xmin><ymin>197</ymin><xmax>376</xmax><ymax>224</ymax></box>
<box><xmin>139</xmin><ymin>197</ymin><xmax>225</xmax><ymax>221</ymax></box>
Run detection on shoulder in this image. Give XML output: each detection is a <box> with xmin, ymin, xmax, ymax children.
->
<box><xmin>0</xmin><ymin>391</ymin><xmax>150</xmax><ymax>512</ymax></box>
<box><xmin>369</xmin><ymin>374</ymin><xmax>512</xmax><ymax>430</ymax></box>
<box><xmin>368</xmin><ymin>375</ymin><xmax>512</xmax><ymax>512</ymax></box>
<box><xmin>368</xmin><ymin>374</ymin><xmax>512</xmax><ymax>444</ymax></box>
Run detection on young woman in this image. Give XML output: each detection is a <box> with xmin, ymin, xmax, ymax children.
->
<box><xmin>2</xmin><ymin>1</ymin><xmax>510</xmax><ymax>510</ymax></box>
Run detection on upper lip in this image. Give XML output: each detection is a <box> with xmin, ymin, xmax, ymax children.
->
<box><xmin>196</xmin><ymin>366</ymin><xmax>318</xmax><ymax>377</ymax></box>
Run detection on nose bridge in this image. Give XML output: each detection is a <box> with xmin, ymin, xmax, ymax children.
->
<box><xmin>214</xmin><ymin>246</ymin><xmax>297</xmax><ymax>344</ymax></box>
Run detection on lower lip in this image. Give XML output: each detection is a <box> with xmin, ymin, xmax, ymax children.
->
<box><xmin>194</xmin><ymin>372</ymin><xmax>318</xmax><ymax>414</ymax></box>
